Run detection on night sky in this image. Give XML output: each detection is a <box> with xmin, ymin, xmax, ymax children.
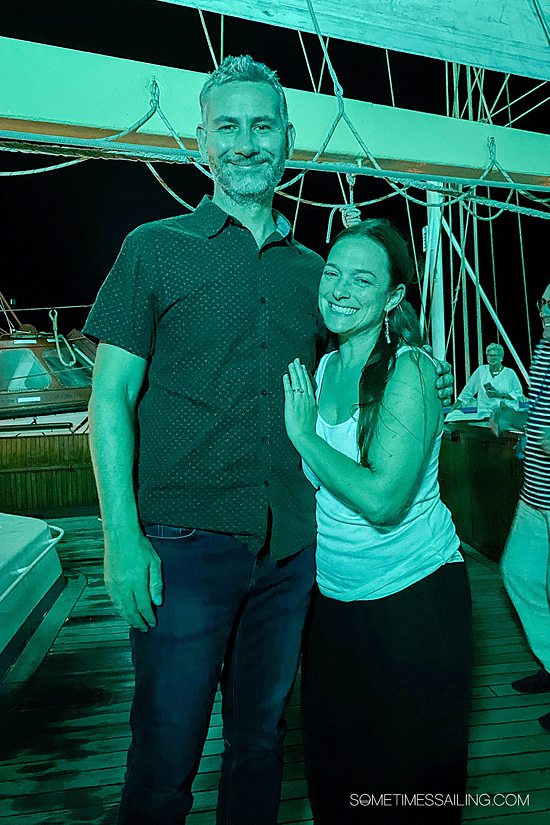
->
<box><xmin>1</xmin><ymin>0</ymin><xmax>548</xmax><ymax>383</ymax></box>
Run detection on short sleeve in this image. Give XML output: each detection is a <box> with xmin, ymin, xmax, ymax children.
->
<box><xmin>83</xmin><ymin>229</ymin><xmax>156</xmax><ymax>360</ymax></box>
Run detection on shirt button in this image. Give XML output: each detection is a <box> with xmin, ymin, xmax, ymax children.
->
<box><xmin>261</xmin><ymin>342</ymin><xmax>267</xmax><ymax>349</ymax></box>
<box><xmin>263</xmin><ymin>480</ymin><xmax>270</xmax><ymax>487</ymax></box>
<box><xmin>260</xmin><ymin>296</ymin><xmax>267</xmax><ymax>304</ymax></box>
<box><xmin>261</xmin><ymin>389</ymin><xmax>268</xmax><ymax>396</ymax></box>
<box><xmin>261</xmin><ymin>436</ymin><xmax>268</xmax><ymax>444</ymax></box>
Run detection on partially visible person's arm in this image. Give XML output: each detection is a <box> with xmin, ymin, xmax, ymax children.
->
<box><xmin>89</xmin><ymin>343</ymin><xmax>162</xmax><ymax>631</ymax></box>
<box><xmin>424</xmin><ymin>350</ymin><xmax>453</xmax><ymax>407</ymax></box>
<box><xmin>284</xmin><ymin>352</ymin><xmax>441</xmax><ymax>525</ymax></box>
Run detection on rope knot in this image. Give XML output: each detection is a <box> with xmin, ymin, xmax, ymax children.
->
<box><xmin>149</xmin><ymin>79</ymin><xmax>160</xmax><ymax>108</ymax></box>
<box><xmin>345</xmin><ymin>173</ymin><xmax>356</xmax><ymax>204</ymax></box>
<box><xmin>326</xmin><ymin>204</ymin><xmax>362</xmax><ymax>243</ymax></box>
<box><xmin>340</xmin><ymin>204</ymin><xmax>362</xmax><ymax>227</ymax></box>
<box><xmin>487</xmin><ymin>136</ymin><xmax>496</xmax><ymax>166</ymax></box>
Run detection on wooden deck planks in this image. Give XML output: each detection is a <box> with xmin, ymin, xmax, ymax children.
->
<box><xmin>1</xmin><ymin>517</ymin><xmax>550</xmax><ymax>823</ymax></box>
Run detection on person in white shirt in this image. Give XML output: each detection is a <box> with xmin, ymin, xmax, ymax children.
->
<box><xmin>450</xmin><ymin>343</ymin><xmax>523</xmax><ymax>417</ymax></box>
<box><xmin>283</xmin><ymin>219</ymin><xmax>472</xmax><ymax>824</ymax></box>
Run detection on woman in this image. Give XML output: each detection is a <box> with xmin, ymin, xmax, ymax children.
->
<box><xmin>283</xmin><ymin>220</ymin><xmax>472</xmax><ymax>824</ymax></box>
<box><xmin>449</xmin><ymin>341</ymin><xmax>523</xmax><ymax>417</ymax></box>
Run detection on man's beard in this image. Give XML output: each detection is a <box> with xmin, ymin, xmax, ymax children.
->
<box><xmin>211</xmin><ymin>156</ymin><xmax>286</xmax><ymax>204</ymax></box>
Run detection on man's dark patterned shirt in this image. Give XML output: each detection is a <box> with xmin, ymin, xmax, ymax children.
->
<box><xmin>84</xmin><ymin>196</ymin><xmax>326</xmax><ymax>558</ymax></box>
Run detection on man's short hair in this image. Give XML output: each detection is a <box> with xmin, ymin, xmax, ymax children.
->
<box><xmin>199</xmin><ymin>55</ymin><xmax>289</xmax><ymax>128</ymax></box>
<box><xmin>486</xmin><ymin>343</ymin><xmax>504</xmax><ymax>356</ymax></box>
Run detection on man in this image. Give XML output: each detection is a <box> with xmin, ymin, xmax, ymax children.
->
<box><xmin>85</xmin><ymin>56</ymin><xmax>452</xmax><ymax>824</ymax></box>
<box><xmin>492</xmin><ymin>284</ymin><xmax>550</xmax><ymax>730</ymax></box>
<box><xmin>449</xmin><ymin>342</ymin><xmax>523</xmax><ymax>418</ymax></box>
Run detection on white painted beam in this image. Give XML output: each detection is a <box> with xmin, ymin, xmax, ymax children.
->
<box><xmin>1</xmin><ymin>37</ymin><xmax>549</xmax><ymax>190</ymax></box>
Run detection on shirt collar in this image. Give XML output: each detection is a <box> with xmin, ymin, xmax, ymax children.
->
<box><xmin>189</xmin><ymin>195</ymin><xmax>300</xmax><ymax>251</ymax></box>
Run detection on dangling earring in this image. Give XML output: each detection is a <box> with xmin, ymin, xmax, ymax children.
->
<box><xmin>384</xmin><ymin>310</ymin><xmax>391</xmax><ymax>343</ymax></box>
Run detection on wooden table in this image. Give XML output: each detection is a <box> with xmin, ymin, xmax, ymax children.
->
<box><xmin>440</xmin><ymin>422</ymin><xmax>523</xmax><ymax>561</ymax></box>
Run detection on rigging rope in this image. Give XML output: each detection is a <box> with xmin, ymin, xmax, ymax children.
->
<box><xmin>336</xmin><ymin>172</ymin><xmax>348</xmax><ymax>203</ymax></box>
<box><xmin>460</xmin><ymin>66</ymin><xmax>473</xmax><ymax>120</ymax></box>
<box><xmin>145</xmin><ymin>163</ymin><xmax>195</xmax><ymax>211</ymax></box>
<box><xmin>521</xmin><ymin>189</ymin><xmax>550</xmax><ymax>205</ymax></box>
<box><xmin>385</xmin><ymin>50</ymin><xmax>396</xmax><ymax>106</ymax></box>
<box><xmin>460</xmin><ymin>186</ymin><xmax>515</xmax><ymax>221</ymax></box>
<box><xmin>0</xmin><ymin>292</ymin><xmax>22</xmax><ymax>329</ymax></box>
<box><xmin>477</xmin><ymin>68</ymin><xmax>493</xmax><ymax>124</ymax></box>
<box><xmin>459</xmin><ymin>201</ymin><xmax>471</xmax><ymax>380</ymax></box>
<box><xmin>507</xmin><ymin>82</ymin><xmax>530</xmax><ymax>363</ymax></box>
<box><xmin>0</xmin><ymin>87</ymin><xmax>164</xmax><ymax>174</ymax></box>
<box><xmin>0</xmin><ymin>158</ymin><xmax>87</xmax><ymax>176</ymax></box>
<box><xmin>506</xmin><ymin>94</ymin><xmax>550</xmax><ymax>127</ymax></box>
<box><xmin>198</xmin><ymin>8</ymin><xmax>219</xmax><ymax>69</ymax></box>
<box><xmin>404</xmin><ymin>198</ymin><xmax>423</xmax><ymax>312</ymax></box>
<box><xmin>147</xmin><ymin>80</ymin><xmax>213</xmax><ymax>181</ymax></box>
<box><xmin>490</xmin><ymin>80</ymin><xmax>548</xmax><ymax>119</ymax></box>
<box><xmin>515</xmin><ymin>189</ymin><xmax>533</xmax><ymax>356</ymax></box>
<box><xmin>317</xmin><ymin>37</ymin><xmax>330</xmax><ymax>92</ymax></box>
<box><xmin>277</xmin><ymin>188</ymin><xmax>400</xmax><ymax>209</ymax></box>
<box><xmin>487</xmin><ymin>193</ymin><xmax>499</xmax><ymax>342</ymax></box>
<box><xmin>292</xmin><ymin>175</ymin><xmax>306</xmax><ymax>234</ymax></box>
<box><xmin>445</xmin><ymin>61</ymin><xmax>450</xmax><ymax>119</ymax></box>
<box><xmin>531</xmin><ymin>0</ymin><xmax>550</xmax><ymax>47</ymax></box>
<box><xmin>3</xmin><ymin>136</ymin><xmax>548</xmax><ymax>221</ymax></box>
<box><xmin>421</xmin><ymin>189</ymin><xmax>446</xmax><ymax>346</ymax></box>
<box><xmin>444</xmin><ymin>210</ymin><xmax>530</xmax><ymax>382</ymax></box>
<box><xmin>469</xmin><ymin>192</ymin><xmax>550</xmax><ymax>220</ymax></box>
<box><xmin>7</xmin><ymin>304</ymin><xmax>92</xmax><ymax>311</ymax></box>
<box><xmin>380</xmin><ymin>42</ymin><xmax>433</xmax><ymax>280</ymax></box>
<box><xmin>466</xmin><ymin>67</ymin><xmax>485</xmax><ymax>369</ymax></box>
<box><xmin>292</xmin><ymin>28</ymin><xmax>326</xmax><ymax>230</ymax></box>
<box><xmin>298</xmin><ymin>31</ymin><xmax>317</xmax><ymax>91</ymax></box>
<box><xmin>452</xmin><ymin>63</ymin><xmax>461</xmax><ymax>119</ymax></box>
<box><xmin>49</xmin><ymin>308</ymin><xmax>77</xmax><ymax>367</ymax></box>
<box><xmin>444</xmin><ymin>223</ymin><xmax>465</xmax><ymax>359</ymax></box>
<box><xmin>325</xmin><ymin>173</ymin><xmax>361</xmax><ymax>241</ymax></box>
<box><xmin>446</xmin><ymin>201</ymin><xmax>458</xmax><ymax>385</ymax></box>
<box><xmin>489</xmin><ymin>73</ymin><xmax>511</xmax><ymax>116</ymax></box>
<box><xmin>471</xmin><ymin>201</ymin><xmax>483</xmax><ymax>365</ymax></box>
<box><xmin>0</xmin><ymin>303</ymin><xmax>16</xmax><ymax>334</ymax></box>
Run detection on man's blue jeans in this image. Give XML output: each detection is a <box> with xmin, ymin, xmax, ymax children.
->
<box><xmin>117</xmin><ymin>525</ymin><xmax>316</xmax><ymax>825</ymax></box>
